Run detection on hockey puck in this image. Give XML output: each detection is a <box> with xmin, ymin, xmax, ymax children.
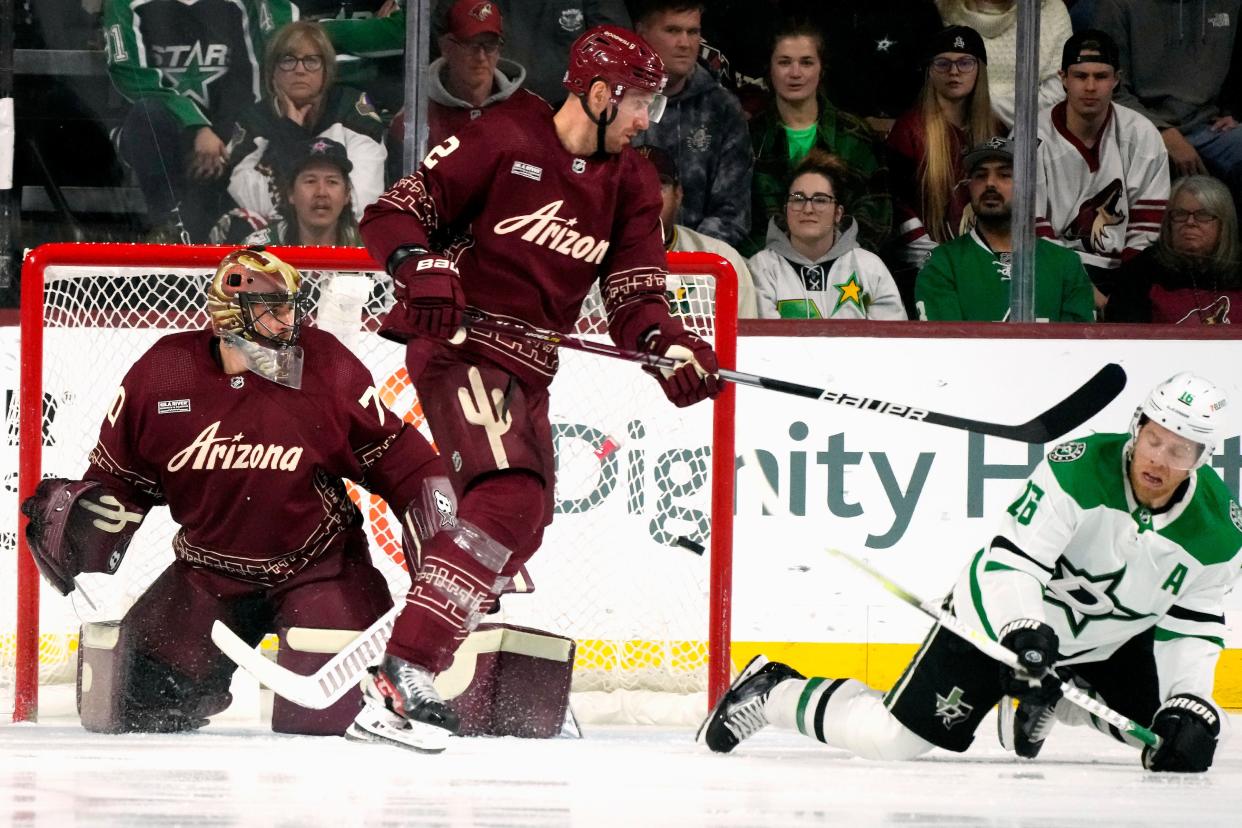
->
<box><xmin>675</xmin><ymin>536</ymin><xmax>705</xmax><ymax>555</ymax></box>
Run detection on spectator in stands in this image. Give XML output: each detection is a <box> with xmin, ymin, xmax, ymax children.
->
<box><xmin>103</xmin><ymin>0</ymin><xmax>296</xmax><ymax>241</ymax></box>
<box><xmin>296</xmin><ymin>1</ymin><xmax>402</xmax><ymax>110</ymax></box>
<box><xmin>636</xmin><ymin>146</ymin><xmax>759</xmax><ymax>318</ymax></box>
<box><xmin>745</xmin><ymin>17</ymin><xmax>891</xmax><ymax>257</ymax></box>
<box><xmin>1091</xmin><ymin>1</ymin><xmax>1242</xmax><ymax>202</ymax></box>
<box><xmin>227</xmin><ymin>20</ymin><xmax>387</xmax><ymax>225</ymax></box>
<box><xmin>245</xmin><ymin>137</ymin><xmax>363</xmax><ymax>246</ymax></box>
<box><xmin>888</xmin><ymin>26</ymin><xmax>998</xmax><ymax>269</ymax></box>
<box><xmin>425</xmin><ymin>1</ymin><xmax>550</xmax><ymax>148</ymax></box>
<box><xmin>936</xmin><ymin>0</ymin><xmax>1071</xmax><ymax>128</ymax></box>
<box><xmin>633</xmin><ymin>1</ymin><xmax>753</xmax><ymax>250</ymax></box>
<box><xmin>1035</xmin><ymin>29</ymin><xmax>1169</xmax><ymax>313</ymax></box>
<box><xmin>748</xmin><ymin>150</ymin><xmax>906</xmax><ymax>319</ymax></box>
<box><xmin>1106</xmin><ymin>175</ymin><xmax>1242</xmax><ymax>323</ymax></box>
<box><xmin>916</xmin><ymin>137</ymin><xmax>1095</xmax><ymax>321</ymax></box>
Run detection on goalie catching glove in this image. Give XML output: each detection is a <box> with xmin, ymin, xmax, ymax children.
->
<box><xmin>384</xmin><ymin>245</ymin><xmax>466</xmax><ymax>342</ymax></box>
<box><xmin>1142</xmin><ymin>694</ymin><xmax>1220</xmax><ymax>773</ymax></box>
<box><xmin>641</xmin><ymin>323</ymin><xmax>721</xmax><ymax>408</ymax></box>
<box><xmin>21</xmin><ymin>478</ymin><xmax>147</xmax><ymax>595</ymax></box>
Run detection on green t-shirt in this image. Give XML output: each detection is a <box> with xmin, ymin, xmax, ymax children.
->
<box><xmin>785</xmin><ymin>125</ymin><xmax>818</xmax><ymax>165</ymax></box>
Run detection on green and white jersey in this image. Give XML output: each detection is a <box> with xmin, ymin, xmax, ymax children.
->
<box><xmin>951</xmin><ymin>432</ymin><xmax>1242</xmax><ymax>703</ymax></box>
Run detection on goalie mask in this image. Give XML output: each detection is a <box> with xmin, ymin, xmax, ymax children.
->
<box><xmin>1128</xmin><ymin>372</ymin><xmax>1228</xmax><ymax>469</ymax></box>
<box><xmin>207</xmin><ymin>247</ymin><xmax>308</xmax><ymax>389</ymax></box>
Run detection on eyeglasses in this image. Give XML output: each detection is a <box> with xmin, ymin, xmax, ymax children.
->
<box><xmin>277</xmin><ymin>54</ymin><xmax>324</xmax><ymax>72</ymax></box>
<box><xmin>449</xmin><ymin>36</ymin><xmax>503</xmax><ymax>56</ymax></box>
<box><xmin>1168</xmin><ymin>208</ymin><xmax>1219</xmax><ymax>225</ymax></box>
<box><xmin>930</xmin><ymin>56</ymin><xmax>979</xmax><ymax>74</ymax></box>
<box><xmin>786</xmin><ymin>192</ymin><xmax>838</xmax><ymax>210</ymax></box>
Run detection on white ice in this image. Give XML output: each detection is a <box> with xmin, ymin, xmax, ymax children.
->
<box><xmin>3</xmin><ymin>701</ymin><xmax>1239</xmax><ymax>827</ymax></box>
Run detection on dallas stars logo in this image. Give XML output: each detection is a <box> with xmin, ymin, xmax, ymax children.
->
<box><xmin>832</xmin><ymin>272</ymin><xmax>868</xmax><ymax>315</ymax></box>
<box><xmin>935</xmin><ymin>686</ymin><xmax>973</xmax><ymax>729</ymax></box>
<box><xmin>1045</xmin><ymin>559</ymin><xmax>1154</xmax><ymax>637</ymax></box>
<box><xmin>153</xmin><ymin>42</ymin><xmax>230</xmax><ymax>107</ymax></box>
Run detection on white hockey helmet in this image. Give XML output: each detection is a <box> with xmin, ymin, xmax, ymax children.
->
<box><xmin>1129</xmin><ymin>372</ymin><xmax>1228</xmax><ymax>468</ymax></box>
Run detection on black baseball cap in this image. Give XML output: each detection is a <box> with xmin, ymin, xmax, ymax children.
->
<box><xmin>927</xmin><ymin>25</ymin><xmax>988</xmax><ymax>65</ymax></box>
<box><xmin>1061</xmin><ymin>29</ymin><xmax>1121</xmax><ymax>71</ymax></box>
<box><xmin>286</xmin><ymin>137</ymin><xmax>353</xmax><ymax>182</ymax></box>
<box><xmin>962</xmin><ymin>136</ymin><xmax>1014</xmax><ymax>172</ymax></box>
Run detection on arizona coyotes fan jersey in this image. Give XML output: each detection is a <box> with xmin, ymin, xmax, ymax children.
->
<box><xmin>85</xmin><ymin>327</ymin><xmax>414</xmax><ymax>585</ymax></box>
<box><xmin>1035</xmin><ymin>102</ymin><xmax>1169</xmax><ymax>269</ymax></box>
<box><xmin>363</xmin><ymin>104</ymin><xmax>672</xmax><ymax>386</ymax></box>
<box><xmin>952</xmin><ymin>433</ymin><xmax>1242</xmax><ymax>706</ymax></box>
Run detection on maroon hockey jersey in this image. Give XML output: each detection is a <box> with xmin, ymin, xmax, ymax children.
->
<box><xmin>362</xmin><ymin>104</ymin><xmax>675</xmax><ymax>386</ymax></box>
<box><xmin>85</xmin><ymin>327</ymin><xmax>427</xmax><ymax>585</ymax></box>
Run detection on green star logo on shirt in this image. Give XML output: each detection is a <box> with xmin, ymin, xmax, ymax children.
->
<box><xmin>164</xmin><ymin>56</ymin><xmax>228</xmax><ymax>108</ymax></box>
<box><xmin>1044</xmin><ymin>559</ymin><xmax>1155</xmax><ymax>637</ymax></box>
<box><xmin>832</xmin><ymin>272</ymin><xmax>866</xmax><ymax>315</ymax></box>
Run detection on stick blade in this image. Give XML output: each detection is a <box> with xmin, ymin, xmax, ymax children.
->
<box><xmin>211</xmin><ymin>620</ymin><xmax>334</xmax><ymax>710</ymax></box>
<box><xmin>1020</xmin><ymin>362</ymin><xmax>1127</xmax><ymax>443</ymax></box>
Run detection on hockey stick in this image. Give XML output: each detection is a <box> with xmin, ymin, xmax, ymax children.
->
<box><xmin>825</xmin><ymin>548</ymin><xmax>1161</xmax><ymax>750</ymax></box>
<box><xmin>210</xmin><ymin>604</ymin><xmax>399</xmax><ymax>710</ymax></box>
<box><xmin>463</xmin><ymin>313</ymin><xmax>1126</xmax><ymax>443</ymax></box>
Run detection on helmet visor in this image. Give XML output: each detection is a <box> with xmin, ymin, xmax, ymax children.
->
<box><xmin>618</xmin><ymin>89</ymin><xmax>666</xmax><ymax>125</ymax></box>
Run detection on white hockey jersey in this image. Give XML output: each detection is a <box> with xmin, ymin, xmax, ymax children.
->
<box><xmin>951</xmin><ymin>433</ymin><xmax>1242</xmax><ymax>711</ymax></box>
<box><xmin>1035</xmin><ymin>102</ymin><xmax>1169</xmax><ymax>269</ymax></box>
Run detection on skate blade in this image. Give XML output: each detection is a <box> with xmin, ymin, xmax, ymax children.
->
<box><xmin>347</xmin><ymin>710</ymin><xmax>452</xmax><ymax>754</ymax></box>
<box><xmin>997</xmin><ymin>696</ymin><xmax>1016</xmax><ymax>752</ymax></box>
<box><xmin>694</xmin><ymin>654</ymin><xmax>769</xmax><ymax>745</ymax></box>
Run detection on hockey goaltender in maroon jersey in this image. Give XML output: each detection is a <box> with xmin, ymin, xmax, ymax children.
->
<box><xmin>21</xmin><ymin>248</ymin><xmax>458</xmax><ymax>736</ymax></box>
<box><xmin>345</xmin><ymin>25</ymin><xmax>722</xmax><ymax>752</ymax></box>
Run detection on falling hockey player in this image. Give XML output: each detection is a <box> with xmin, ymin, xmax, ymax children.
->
<box><xmin>700</xmin><ymin>372</ymin><xmax>1239</xmax><ymax>773</ymax></box>
<box><xmin>349</xmin><ymin>24</ymin><xmax>720</xmax><ymax>752</ymax></box>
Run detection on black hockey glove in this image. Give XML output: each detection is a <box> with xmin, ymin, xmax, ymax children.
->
<box><xmin>1142</xmin><ymin>694</ymin><xmax>1220</xmax><ymax>773</ymax></box>
<box><xmin>998</xmin><ymin>619</ymin><xmax>1062</xmax><ymax>704</ymax></box>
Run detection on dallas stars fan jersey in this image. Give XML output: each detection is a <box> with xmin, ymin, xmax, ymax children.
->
<box><xmin>1035</xmin><ymin>102</ymin><xmax>1169</xmax><ymax>270</ymax></box>
<box><xmin>102</xmin><ymin>0</ymin><xmax>297</xmax><ymax>129</ymax></box>
<box><xmin>84</xmin><ymin>327</ymin><xmax>427</xmax><ymax>586</ymax></box>
<box><xmin>952</xmin><ymin>433</ymin><xmax>1242</xmax><ymax>705</ymax></box>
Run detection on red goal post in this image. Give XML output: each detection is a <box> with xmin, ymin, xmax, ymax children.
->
<box><xmin>12</xmin><ymin>243</ymin><xmax>736</xmax><ymax>722</ymax></box>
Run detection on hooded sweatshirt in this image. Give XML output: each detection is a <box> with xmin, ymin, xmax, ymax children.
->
<box><xmin>427</xmin><ymin>56</ymin><xmax>551</xmax><ymax>147</ymax></box>
<box><xmin>747</xmin><ymin>216</ymin><xmax>907</xmax><ymax>319</ymax></box>
<box><xmin>635</xmin><ymin>64</ymin><xmax>754</xmax><ymax>250</ymax></box>
<box><xmin>1091</xmin><ymin>0</ymin><xmax>1241</xmax><ymax>133</ymax></box>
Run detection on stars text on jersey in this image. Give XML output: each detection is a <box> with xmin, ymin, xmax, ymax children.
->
<box><xmin>167</xmin><ymin>420</ymin><xmax>303</xmax><ymax>472</ymax></box>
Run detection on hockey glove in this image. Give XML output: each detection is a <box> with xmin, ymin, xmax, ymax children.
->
<box><xmin>386</xmin><ymin>247</ymin><xmax>465</xmax><ymax>342</ymax></box>
<box><xmin>1142</xmin><ymin>694</ymin><xmax>1220</xmax><ymax>773</ymax></box>
<box><xmin>641</xmin><ymin>324</ymin><xmax>721</xmax><ymax>408</ymax></box>
<box><xmin>998</xmin><ymin>619</ymin><xmax>1062</xmax><ymax>704</ymax></box>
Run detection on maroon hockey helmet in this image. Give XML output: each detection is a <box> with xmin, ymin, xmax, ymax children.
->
<box><xmin>563</xmin><ymin>25</ymin><xmax>667</xmax><ymax>118</ymax></box>
<box><xmin>207</xmin><ymin>247</ymin><xmax>307</xmax><ymax>348</ymax></box>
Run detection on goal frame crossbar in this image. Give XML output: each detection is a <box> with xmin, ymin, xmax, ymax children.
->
<box><xmin>14</xmin><ymin>243</ymin><xmax>738</xmax><ymax>721</ymax></box>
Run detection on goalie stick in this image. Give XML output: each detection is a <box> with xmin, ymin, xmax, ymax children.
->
<box><xmin>462</xmin><ymin>313</ymin><xmax>1126</xmax><ymax>443</ymax></box>
<box><xmin>210</xmin><ymin>604</ymin><xmax>399</xmax><ymax>710</ymax></box>
<box><xmin>825</xmin><ymin>548</ymin><xmax>1162</xmax><ymax>750</ymax></box>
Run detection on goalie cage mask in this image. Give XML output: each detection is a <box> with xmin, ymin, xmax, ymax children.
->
<box><xmin>208</xmin><ymin>247</ymin><xmax>310</xmax><ymax>389</ymax></box>
<box><xmin>1128</xmin><ymin>371</ymin><xmax>1228</xmax><ymax>469</ymax></box>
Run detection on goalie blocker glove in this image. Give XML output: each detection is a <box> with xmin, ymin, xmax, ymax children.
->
<box><xmin>384</xmin><ymin>245</ymin><xmax>466</xmax><ymax>342</ymax></box>
<box><xmin>1142</xmin><ymin>694</ymin><xmax>1221</xmax><ymax>773</ymax></box>
<box><xmin>21</xmin><ymin>478</ymin><xmax>146</xmax><ymax>595</ymax></box>
<box><xmin>998</xmin><ymin>619</ymin><xmax>1062</xmax><ymax>704</ymax></box>
<box><xmin>641</xmin><ymin>322</ymin><xmax>721</xmax><ymax>408</ymax></box>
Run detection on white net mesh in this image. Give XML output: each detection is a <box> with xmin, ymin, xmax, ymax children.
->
<box><xmin>3</xmin><ymin>248</ymin><xmax>732</xmax><ymax>713</ymax></box>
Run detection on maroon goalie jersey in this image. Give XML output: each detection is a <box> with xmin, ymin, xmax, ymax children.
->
<box><xmin>362</xmin><ymin>105</ymin><xmax>675</xmax><ymax>386</ymax></box>
<box><xmin>85</xmin><ymin>327</ymin><xmax>426</xmax><ymax>585</ymax></box>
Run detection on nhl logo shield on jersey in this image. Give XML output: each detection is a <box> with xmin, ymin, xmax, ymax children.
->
<box><xmin>572</xmin><ymin>158</ymin><xmax>586</xmax><ymax>174</ymax></box>
<box><xmin>231</xmin><ymin>376</ymin><xmax>245</xmax><ymax>389</ymax></box>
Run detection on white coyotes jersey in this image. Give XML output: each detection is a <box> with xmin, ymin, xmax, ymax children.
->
<box><xmin>1035</xmin><ymin>102</ymin><xmax>1170</xmax><ymax>269</ymax></box>
<box><xmin>951</xmin><ymin>433</ymin><xmax>1242</xmax><ymax>704</ymax></box>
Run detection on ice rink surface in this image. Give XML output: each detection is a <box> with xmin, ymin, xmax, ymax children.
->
<box><xmin>2</xmin><ymin>709</ymin><xmax>1239</xmax><ymax>827</ymax></box>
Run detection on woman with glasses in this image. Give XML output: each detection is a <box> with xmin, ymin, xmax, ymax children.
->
<box><xmin>936</xmin><ymin>0</ymin><xmax>1070</xmax><ymax>128</ymax></box>
<box><xmin>748</xmin><ymin>149</ymin><xmax>905</xmax><ymax>320</ymax></box>
<box><xmin>227</xmin><ymin>20</ymin><xmax>387</xmax><ymax>227</ymax></box>
<box><xmin>887</xmin><ymin>26</ymin><xmax>999</xmax><ymax>271</ymax></box>
<box><xmin>1106</xmin><ymin>176</ymin><xmax>1242</xmax><ymax>323</ymax></box>
<box><xmin>744</xmin><ymin>18</ymin><xmax>892</xmax><ymax>257</ymax></box>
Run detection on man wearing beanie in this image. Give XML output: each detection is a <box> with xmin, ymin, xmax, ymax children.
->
<box><xmin>1034</xmin><ymin>29</ymin><xmax>1170</xmax><ymax>312</ymax></box>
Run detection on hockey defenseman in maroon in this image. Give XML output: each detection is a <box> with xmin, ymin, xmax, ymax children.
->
<box><xmin>21</xmin><ymin>248</ymin><xmax>459</xmax><ymax>735</ymax></box>
<box><xmin>351</xmin><ymin>25</ymin><xmax>721</xmax><ymax>751</ymax></box>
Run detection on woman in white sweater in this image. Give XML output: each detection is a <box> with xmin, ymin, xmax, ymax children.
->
<box><xmin>936</xmin><ymin>0</ymin><xmax>1071</xmax><ymax>128</ymax></box>
<box><xmin>748</xmin><ymin>149</ymin><xmax>907</xmax><ymax>320</ymax></box>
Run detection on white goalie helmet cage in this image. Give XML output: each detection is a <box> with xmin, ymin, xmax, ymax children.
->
<box><xmin>1129</xmin><ymin>371</ymin><xmax>1228</xmax><ymax>468</ymax></box>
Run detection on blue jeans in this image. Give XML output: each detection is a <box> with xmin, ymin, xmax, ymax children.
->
<box><xmin>1185</xmin><ymin>120</ymin><xmax>1242</xmax><ymax>196</ymax></box>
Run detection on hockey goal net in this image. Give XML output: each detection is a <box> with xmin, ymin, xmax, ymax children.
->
<box><xmin>6</xmin><ymin>243</ymin><xmax>736</xmax><ymax>723</ymax></box>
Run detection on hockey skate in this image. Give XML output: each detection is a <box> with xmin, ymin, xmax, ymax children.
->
<box><xmin>998</xmin><ymin>695</ymin><xmax>1057</xmax><ymax>759</ymax></box>
<box><xmin>345</xmin><ymin>654</ymin><xmax>460</xmax><ymax>753</ymax></box>
<box><xmin>696</xmin><ymin>655</ymin><xmax>804</xmax><ymax>754</ymax></box>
